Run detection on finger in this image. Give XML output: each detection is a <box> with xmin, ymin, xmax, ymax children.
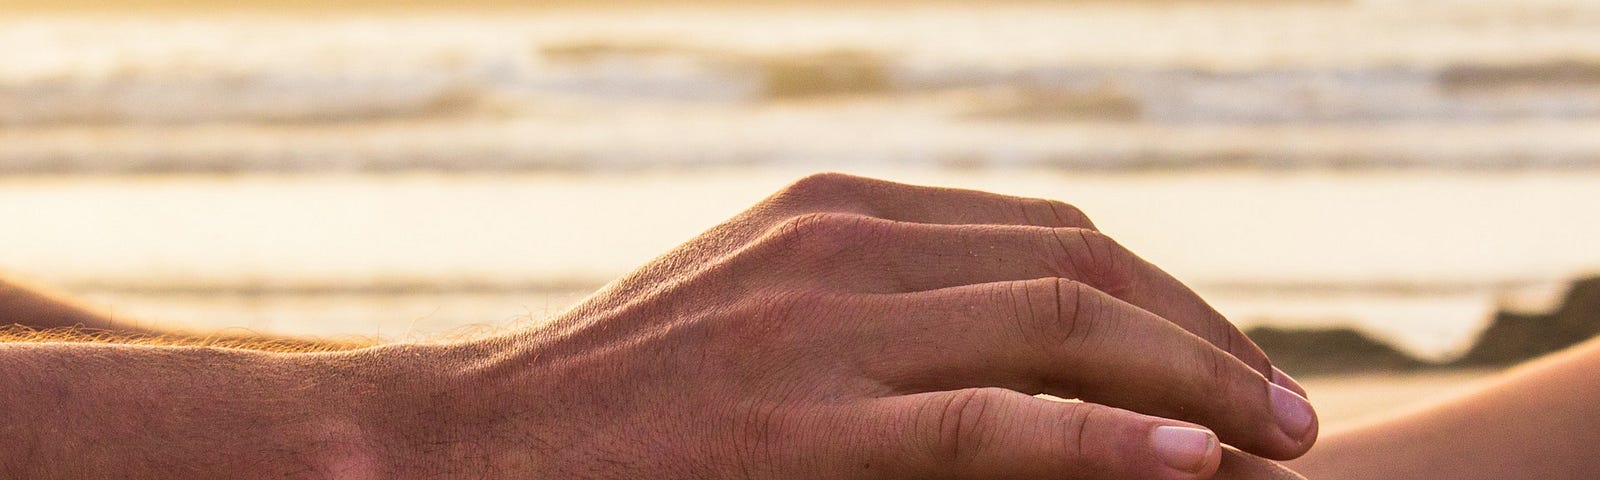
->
<box><xmin>768</xmin><ymin>172</ymin><xmax>1098</xmax><ymax>229</ymax></box>
<box><xmin>1216</xmin><ymin>447</ymin><xmax>1309</xmax><ymax>480</ymax></box>
<box><xmin>593</xmin><ymin>174</ymin><xmax>1097</xmax><ymax>307</ymax></box>
<box><xmin>843</xmin><ymin>389</ymin><xmax>1220</xmax><ymax>480</ymax></box>
<box><xmin>782</xmin><ymin>213</ymin><xmax>1285</xmax><ymax>390</ymax></box>
<box><xmin>839</xmin><ymin>278</ymin><xmax>1317</xmax><ymax>459</ymax></box>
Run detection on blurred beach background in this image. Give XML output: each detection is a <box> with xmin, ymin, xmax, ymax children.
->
<box><xmin>3</xmin><ymin>0</ymin><xmax>1599</xmax><ymax>429</ymax></box>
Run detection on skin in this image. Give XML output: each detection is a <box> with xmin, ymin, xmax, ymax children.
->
<box><xmin>1288</xmin><ymin>337</ymin><xmax>1600</xmax><ymax>480</ymax></box>
<box><xmin>0</xmin><ymin>173</ymin><xmax>1315</xmax><ymax>479</ymax></box>
<box><xmin>0</xmin><ymin>277</ymin><xmax>165</xmax><ymax>335</ymax></box>
<box><xmin>0</xmin><ymin>276</ymin><xmax>372</xmax><ymax>351</ymax></box>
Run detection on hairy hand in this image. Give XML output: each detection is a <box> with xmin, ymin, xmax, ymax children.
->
<box><xmin>422</xmin><ymin>173</ymin><xmax>1317</xmax><ymax>479</ymax></box>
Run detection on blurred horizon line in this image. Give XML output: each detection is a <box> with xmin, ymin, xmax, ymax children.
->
<box><xmin>1</xmin><ymin>0</ymin><xmax>1350</xmax><ymax>15</ymax></box>
<box><xmin>43</xmin><ymin>274</ymin><xmax>1582</xmax><ymax>297</ymax></box>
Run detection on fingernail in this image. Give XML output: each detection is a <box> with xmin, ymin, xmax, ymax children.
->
<box><xmin>1272</xmin><ymin>366</ymin><xmax>1309</xmax><ymax>398</ymax></box>
<box><xmin>1149</xmin><ymin>426</ymin><xmax>1216</xmax><ymax>473</ymax></box>
<box><xmin>1270</xmin><ymin>382</ymin><xmax>1317</xmax><ymax>442</ymax></box>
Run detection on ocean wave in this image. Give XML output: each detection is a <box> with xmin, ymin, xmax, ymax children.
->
<box><xmin>6</xmin><ymin>117</ymin><xmax>1600</xmax><ymax>173</ymax></box>
<box><xmin>0</xmin><ymin>49</ymin><xmax>529</xmax><ymax>126</ymax></box>
<box><xmin>10</xmin><ymin>47</ymin><xmax>1596</xmax><ymax>126</ymax></box>
<box><xmin>3</xmin><ymin>4</ymin><xmax>1599</xmax><ymax>172</ymax></box>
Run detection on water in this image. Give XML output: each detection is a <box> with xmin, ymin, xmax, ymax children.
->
<box><xmin>4</xmin><ymin>2</ymin><xmax>1599</xmax><ymax>172</ymax></box>
<box><xmin>2</xmin><ymin>1</ymin><xmax>1599</xmax><ymax>360</ymax></box>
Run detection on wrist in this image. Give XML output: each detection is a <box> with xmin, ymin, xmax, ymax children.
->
<box><xmin>0</xmin><ymin>342</ymin><xmax>490</xmax><ymax>479</ymax></box>
<box><xmin>355</xmin><ymin>340</ymin><xmax>544</xmax><ymax>478</ymax></box>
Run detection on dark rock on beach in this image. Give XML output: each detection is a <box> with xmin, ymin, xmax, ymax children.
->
<box><xmin>1246</xmin><ymin>326</ymin><xmax>1427</xmax><ymax>376</ymax></box>
<box><xmin>1248</xmin><ymin>276</ymin><xmax>1600</xmax><ymax>376</ymax></box>
<box><xmin>1453</xmin><ymin>276</ymin><xmax>1600</xmax><ymax>367</ymax></box>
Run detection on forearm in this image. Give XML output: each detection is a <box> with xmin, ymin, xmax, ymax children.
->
<box><xmin>1289</xmin><ymin>338</ymin><xmax>1600</xmax><ymax>479</ymax></box>
<box><xmin>0</xmin><ymin>342</ymin><xmax>472</xmax><ymax>478</ymax></box>
<box><xmin>0</xmin><ymin>277</ymin><xmax>147</xmax><ymax>334</ymax></box>
<box><xmin>0</xmin><ymin>277</ymin><xmax>371</xmax><ymax>350</ymax></box>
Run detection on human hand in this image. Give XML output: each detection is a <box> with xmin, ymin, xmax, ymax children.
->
<box><xmin>396</xmin><ymin>173</ymin><xmax>1317</xmax><ymax>479</ymax></box>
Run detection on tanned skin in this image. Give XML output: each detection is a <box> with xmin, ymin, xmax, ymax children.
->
<box><xmin>1287</xmin><ymin>336</ymin><xmax>1600</xmax><ymax>480</ymax></box>
<box><xmin>0</xmin><ymin>173</ymin><xmax>1314</xmax><ymax>479</ymax></box>
<box><xmin>0</xmin><ymin>277</ymin><xmax>166</xmax><ymax>337</ymax></box>
<box><xmin>0</xmin><ymin>277</ymin><xmax>371</xmax><ymax>351</ymax></box>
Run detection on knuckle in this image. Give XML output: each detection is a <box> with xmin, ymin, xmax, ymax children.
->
<box><xmin>788</xmin><ymin>172</ymin><xmax>867</xmax><ymax>194</ymax></box>
<box><xmin>764</xmin><ymin>211</ymin><xmax>887</xmax><ymax>257</ymax></box>
<box><xmin>1023</xmin><ymin>197</ymin><xmax>1095</xmax><ymax>228</ymax></box>
<box><xmin>1061</xmin><ymin>403</ymin><xmax>1104</xmax><ymax>468</ymax></box>
<box><xmin>1187</xmin><ymin>309</ymin><xmax>1263</xmax><ymax>374</ymax></box>
<box><xmin>1206</xmin><ymin>344</ymin><xmax>1232</xmax><ymax>384</ymax></box>
<box><xmin>1228</xmin><ymin>327</ymin><xmax>1273</xmax><ymax>374</ymax></box>
<box><xmin>1202</xmin><ymin>343</ymin><xmax>1246</xmax><ymax>400</ymax></box>
<box><xmin>1047</xmin><ymin>200</ymin><xmax>1095</xmax><ymax>228</ymax></box>
<box><xmin>928</xmin><ymin>388</ymin><xmax>1011</xmax><ymax>465</ymax></box>
<box><xmin>1214</xmin><ymin>323</ymin><xmax>1244</xmax><ymax>366</ymax></box>
<box><xmin>774</xmin><ymin>172</ymin><xmax>873</xmax><ymax>208</ymax></box>
<box><xmin>1052</xmin><ymin>228</ymin><xmax>1136</xmax><ymax>295</ymax></box>
<box><xmin>1021</xmin><ymin>279</ymin><xmax>1097</xmax><ymax>357</ymax></box>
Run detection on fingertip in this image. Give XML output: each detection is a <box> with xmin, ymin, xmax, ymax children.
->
<box><xmin>1265</xmin><ymin>382</ymin><xmax>1319</xmax><ymax>459</ymax></box>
